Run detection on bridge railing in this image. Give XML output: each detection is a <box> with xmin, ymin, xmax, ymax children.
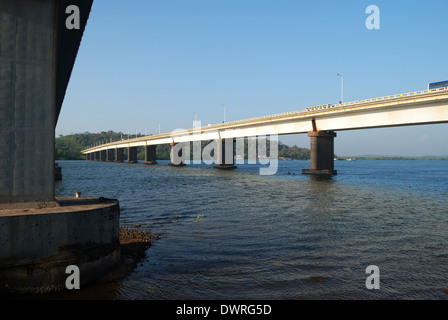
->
<box><xmin>84</xmin><ymin>86</ymin><xmax>448</xmax><ymax>151</ymax></box>
<box><xmin>221</xmin><ymin>86</ymin><xmax>448</xmax><ymax>126</ymax></box>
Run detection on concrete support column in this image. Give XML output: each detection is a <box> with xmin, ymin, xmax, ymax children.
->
<box><xmin>144</xmin><ymin>145</ymin><xmax>157</xmax><ymax>165</ymax></box>
<box><xmin>94</xmin><ymin>151</ymin><xmax>100</xmax><ymax>161</ymax></box>
<box><xmin>214</xmin><ymin>138</ymin><xmax>237</xmax><ymax>170</ymax></box>
<box><xmin>302</xmin><ymin>131</ymin><xmax>337</xmax><ymax>175</ymax></box>
<box><xmin>115</xmin><ymin>148</ymin><xmax>123</xmax><ymax>163</ymax></box>
<box><xmin>170</xmin><ymin>142</ymin><xmax>186</xmax><ymax>166</ymax></box>
<box><xmin>0</xmin><ymin>0</ymin><xmax>57</xmax><ymax>208</ymax></box>
<box><xmin>128</xmin><ymin>146</ymin><xmax>138</xmax><ymax>164</ymax></box>
<box><xmin>0</xmin><ymin>0</ymin><xmax>122</xmax><ymax>294</ymax></box>
<box><xmin>100</xmin><ymin>150</ymin><xmax>106</xmax><ymax>162</ymax></box>
<box><xmin>106</xmin><ymin>149</ymin><xmax>114</xmax><ymax>162</ymax></box>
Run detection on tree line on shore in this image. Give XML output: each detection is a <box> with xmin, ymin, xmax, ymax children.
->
<box><xmin>55</xmin><ymin>131</ymin><xmax>313</xmax><ymax>161</ymax></box>
<box><xmin>56</xmin><ymin>131</ymin><xmax>448</xmax><ymax>161</ymax></box>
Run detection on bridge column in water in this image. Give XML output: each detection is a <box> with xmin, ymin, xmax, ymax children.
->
<box><xmin>144</xmin><ymin>145</ymin><xmax>157</xmax><ymax>165</ymax></box>
<box><xmin>106</xmin><ymin>149</ymin><xmax>114</xmax><ymax>162</ymax></box>
<box><xmin>214</xmin><ymin>139</ymin><xmax>237</xmax><ymax>170</ymax></box>
<box><xmin>115</xmin><ymin>148</ymin><xmax>124</xmax><ymax>163</ymax></box>
<box><xmin>128</xmin><ymin>146</ymin><xmax>138</xmax><ymax>164</ymax></box>
<box><xmin>302</xmin><ymin>131</ymin><xmax>337</xmax><ymax>175</ymax></box>
<box><xmin>170</xmin><ymin>142</ymin><xmax>186</xmax><ymax>166</ymax></box>
<box><xmin>100</xmin><ymin>150</ymin><xmax>106</xmax><ymax>161</ymax></box>
<box><xmin>94</xmin><ymin>151</ymin><xmax>100</xmax><ymax>161</ymax></box>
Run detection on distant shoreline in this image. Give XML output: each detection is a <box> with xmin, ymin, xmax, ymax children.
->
<box><xmin>278</xmin><ymin>156</ymin><xmax>448</xmax><ymax>161</ymax></box>
<box><xmin>57</xmin><ymin>157</ymin><xmax>448</xmax><ymax>161</ymax></box>
<box><xmin>334</xmin><ymin>156</ymin><xmax>448</xmax><ymax>161</ymax></box>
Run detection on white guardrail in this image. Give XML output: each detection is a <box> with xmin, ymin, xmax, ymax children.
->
<box><xmin>223</xmin><ymin>86</ymin><xmax>448</xmax><ymax>126</ymax></box>
<box><xmin>85</xmin><ymin>86</ymin><xmax>448</xmax><ymax>150</ymax></box>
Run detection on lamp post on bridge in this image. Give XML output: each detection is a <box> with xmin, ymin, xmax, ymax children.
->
<box><xmin>222</xmin><ymin>104</ymin><xmax>226</xmax><ymax>123</ymax></box>
<box><xmin>337</xmin><ymin>73</ymin><xmax>344</xmax><ymax>104</ymax></box>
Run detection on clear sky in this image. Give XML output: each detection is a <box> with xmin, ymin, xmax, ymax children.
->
<box><xmin>56</xmin><ymin>0</ymin><xmax>448</xmax><ymax>156</ymax></box>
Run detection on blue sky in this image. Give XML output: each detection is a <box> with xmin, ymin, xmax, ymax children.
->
<box><xmin>57</xmin><ymin>0</ymin><xmax>448</xmax><ymax>156</ymax></box>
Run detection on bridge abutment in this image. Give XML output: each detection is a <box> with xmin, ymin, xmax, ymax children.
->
<box><xmin>302</xmin><ymin>131</ymin><xmax>337</xmax><ymax>175</ymax></box>
<box><xmin>0</xmin><ymin>0</ymin><xmax>121</xmax><ymax>294</ymax></box>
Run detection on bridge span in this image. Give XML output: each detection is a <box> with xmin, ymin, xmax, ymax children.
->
<box><xmin>83</xmin><ymin>86</ymin><xmax>448</xmax><ymax>175</ymax></box>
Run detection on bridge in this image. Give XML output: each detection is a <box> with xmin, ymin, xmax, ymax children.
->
<box><xmin>1</xmin><ymin>0</ymin><xmax>447</xmax><ymax>294</ymax></box>
<box><xmin>82</xmin><ymin>86</ymin><xmax>448</xmax><ymax>175</ymax></box>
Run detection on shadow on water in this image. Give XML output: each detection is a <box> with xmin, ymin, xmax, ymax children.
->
<box><xmin>307</xmin><ymin>174</ymin><xmax>336</xmax><ymax>183</ymax></box>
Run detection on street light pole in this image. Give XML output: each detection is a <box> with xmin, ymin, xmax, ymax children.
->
<box><xmin>222</xmin><ymin>104</ymin><xmax>226</xmax><ymax>123</ymax></box>
<box><xmin>337</xmin><ymin>73</ymin><xmax>344</xmax><ymax>104</ymax></box>
<box><xmin>193</xmin><ymin>112</ymin><xmax>199</xmax><ymax>128</ymax></box>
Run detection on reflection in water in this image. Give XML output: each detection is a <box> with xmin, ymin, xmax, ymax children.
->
<box><xmin>53</xmin><ymin>160</ymin><xmax>448</xmax><ymax>300</ymax></box>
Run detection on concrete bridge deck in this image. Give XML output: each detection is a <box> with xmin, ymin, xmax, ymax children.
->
<box><xmin>83</xmin><ymin>87</ymin><xmax>448</xmax><ymax>151</ymax></box>
<box><xmin>82</xmin><ymin>86</ymin><xmax>448</xmax><ymax>175</ymax></box>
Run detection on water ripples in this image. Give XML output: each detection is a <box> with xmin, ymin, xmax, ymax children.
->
<box><xmin>55</xmin><ymin>160</ymin><xmax>448</xmax><ymax>299</ymax></box>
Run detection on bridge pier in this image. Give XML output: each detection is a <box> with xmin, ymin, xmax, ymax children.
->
<box><xmin>100</xmin><ymin>150</ymin><xmax>106</xmax><ymax>162</ymax></box>
<box><xmin>0</xmin><ymin>0</ymin><xmax>121</xmax><ymax>294</ymax></box>
<box><xmin>144</xmin><ymin>145</ymin><xmax>157</xmax><ymax>165</ymax></box>
<box><xmin>128</xmin><ymin>146</ymin><xmax>138</xmax><ymax>164</ymax></box>
<box><xmin>302</xmin><ymin>131</ymin><xmax>337</xmax><ymax>175</ymax></box>
<box><xmin>214</xmin><ymin>139</ymin><xmax>237</xmax><ymax>170</ymax></box>
<box><xmin>115</xmin><ymin>148</ymin><xmax>124</xmax><ymax>163</ymax></box>
<box><xmin>170</xmin><ymin>142</ymin><xmax>186</xmax><ymax>166</ymax></box>
<box><xmin>94</xmin><ymin>151</ymin><xmax>100</xmax><ymax>161</ymax></box>
<box><xmin>106</xmin><ymin>149</ymin><xmax>114</xmax><ymax>162</ymax></box>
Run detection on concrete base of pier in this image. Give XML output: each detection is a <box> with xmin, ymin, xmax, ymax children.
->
<box><xmin>214</xmin><ymin>164</ymin><xmax>237</xmax><ymax>170</ymax></box>
<box><xmin>302</xmin><ymin>169</ymin><xmax>337</xmax><ymax>175</ymax></box>
<box><xmin>0</xmin><ymin>197</ymin><xmax>120</xmax><ymax>294</ymax></box>
<box><xmin>144</xmin><ymin>161</ymin><xmax>158</xmax><ymax>165</ymax></box>
<box><xmin>169</xmin><ymin>163</ymin><xmax>186</xmax><ymax>167</ymax></box>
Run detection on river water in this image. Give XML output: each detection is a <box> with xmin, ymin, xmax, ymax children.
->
<box><xmin>54</xmin><ymin>159</ymin><xmax>448</xmax><ymax>300</ymax></box>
